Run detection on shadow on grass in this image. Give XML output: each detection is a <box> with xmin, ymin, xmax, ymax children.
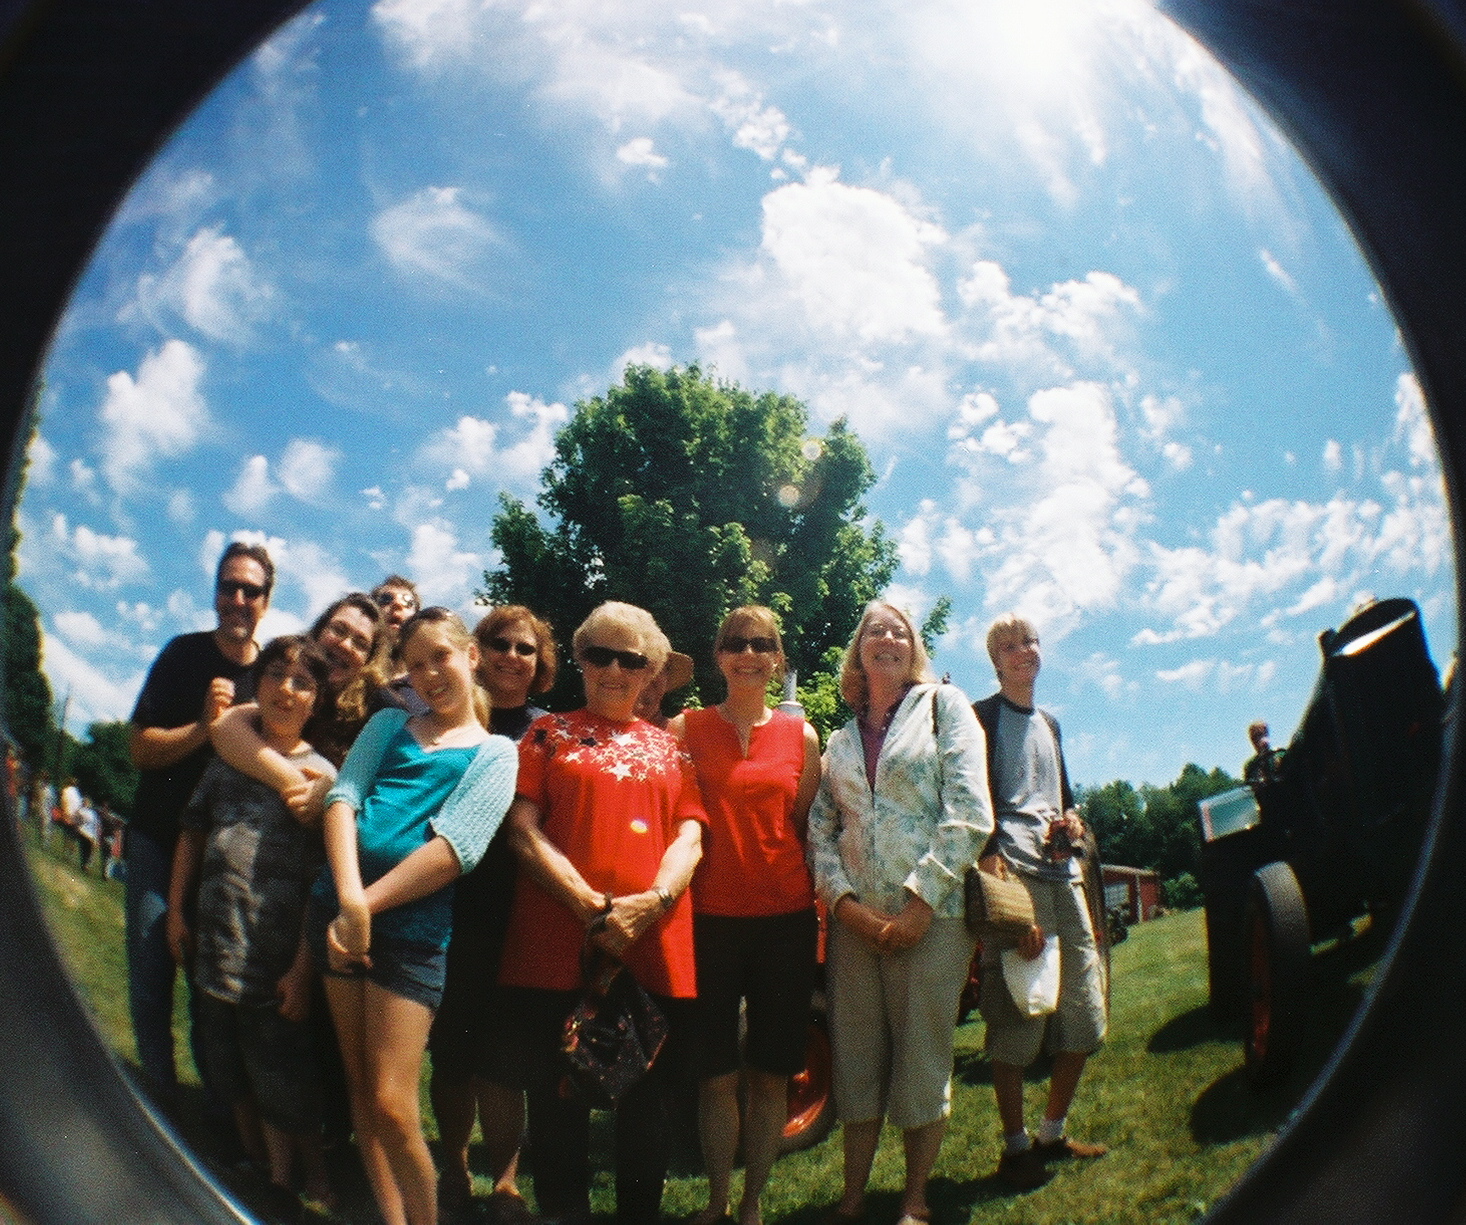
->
<box><xmin>952</xmin><ymin>1045</ymin><xmax>1056</xmax><ymax>1089</ymax></box>
<box><xmin>776</xmin><ymin>1171</ymin><xmax>1040</xmax><ymax>1225</ymax></box>
<box><xmin>1149</xmin><ymin>1004</ymin><xmax>1232</xmax><ymax>1053</ymax></box>
<box><xmin>1184</xmin><ymin>922</ymin><xmax>1381</xmax><ymax>1146</ymax></box>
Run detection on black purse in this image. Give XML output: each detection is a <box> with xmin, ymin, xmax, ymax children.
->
<box><xmin>560</xmin><ymin>944</ymin><xmax>669</xmax><ymax>1109</ymax></box>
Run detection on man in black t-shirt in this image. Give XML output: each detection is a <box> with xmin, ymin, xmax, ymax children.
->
<box><xmin>126</xmin><ymin>541</ymin><xmax>272</xmax><ymax>1106</ymax></box>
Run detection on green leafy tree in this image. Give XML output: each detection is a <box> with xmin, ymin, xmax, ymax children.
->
<box><xmin>1083</xmin><ymin>764</ymin><xmax>1236</xmax><ymax>879</ymax></box>
<box><xmin>70</xmin><ymin>722</ymin><xmax>138</xmax><ymax>817</ymax></box>
<box><xmin>2</xmin><ymin>579</ymin><xmax>53</xmax><ymax>771</ymax></box>
<box><xmin>483</xmin><ymin>364</ymin><xmax>900</xmax><ymax>712</ymax></box>
<box><xmin>2</xmin><ymin>394</ymin><xmax>54</xmax><ymax>772</ymax></box>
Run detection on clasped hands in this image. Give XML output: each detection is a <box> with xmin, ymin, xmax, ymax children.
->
<box><xmin>583</xmin><ymin>890</ymin><xmax>664</xmax><ymax>959</ymax></box>
<box><xmin>836</xmin><ymin>892</ymin><xmax>934</xmax><ymax>955</ymax></box>
<box><xmin>326</xmin><ymin>894</ymin><xmax>372</xmax><ymax>972</ymax></box>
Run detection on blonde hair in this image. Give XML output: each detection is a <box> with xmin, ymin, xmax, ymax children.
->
<box><xmin>838</xmin><ymin>601</ymin><xmax>936</xmax><ymax>710</ymax></box>
<box><xmin>985</xmin><ymin>612</ymin><xmax>1039</xmax><ymax>674</ymax></box>
<box><xmin>397</xmin><ymin>607</ymin><xmax>490</xmax><ymax>728</ymax></box>
<box><xmin>714</xmin><ymin>605</ymin><xmax>786</xmax><ymax>683</ymax></box>
<box><xmin>573</xmin><ymin>602</ymin><xmax>671</xmax><ymax>675</ymax></box>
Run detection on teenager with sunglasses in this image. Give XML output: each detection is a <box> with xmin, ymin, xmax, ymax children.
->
<box><xmin>497</xmin><ymin>601</ymin><xmax>707</xmax><ymax>1225</ymax></box>
<box><xmin>670</xmin><ymin>606</ymin><xmax>821</xmax><ymax>1225</ymax></box>
<box><xmin>425</xmin><ymin>606</ymin><xmax>559</xmax><ymax>1220</ymax></box>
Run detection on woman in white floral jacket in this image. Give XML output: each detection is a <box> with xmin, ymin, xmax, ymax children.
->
<box><xmin>807</xmin><ymin>601</ymin><xmax>993</xmax><ymax>1225</ymax></box>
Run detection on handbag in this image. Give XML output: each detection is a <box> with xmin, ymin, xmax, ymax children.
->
<box><xmin>925</xmin><ymin>689</ymin><xmax>1036</xmax><ymax>945</ymax></box>
<box><xmin>560</xmin><ymin>945</ymin><xmax>669</xmax><ymax>1109</ymax></box>
<box><xmin>964</xmin><ymin>863</ymin><xmax>1036</xmax><ymax>945</ymax></box>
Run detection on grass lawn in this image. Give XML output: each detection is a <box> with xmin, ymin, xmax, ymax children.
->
<box><xmin>23</xmin><ymin>831</ymin><xmax>1378</xmax><ymax>1224</ymax></box>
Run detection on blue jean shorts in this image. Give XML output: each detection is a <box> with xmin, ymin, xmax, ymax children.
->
<box><xmin>306</xmin><ymin>897</ymin><xmax>447</xmax><ymax>1011</ymax></box>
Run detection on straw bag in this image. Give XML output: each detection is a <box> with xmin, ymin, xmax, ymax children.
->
<box><xmin>964</xmin><ymin>864</ymin><xmax>1036</xmax><ymax>945</ymax></box>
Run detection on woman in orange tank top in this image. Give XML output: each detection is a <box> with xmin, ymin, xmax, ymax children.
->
<box><xmin>670</xmin><ymin>606</ymin><xmax>821</xmax><ymax>1225</ymax></box>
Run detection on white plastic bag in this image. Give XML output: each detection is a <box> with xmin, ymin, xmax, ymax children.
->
<box><xmin>1000</xmin><ymin>935</ymin><xmax>1060</xmax><ymax>1017</ymax></box>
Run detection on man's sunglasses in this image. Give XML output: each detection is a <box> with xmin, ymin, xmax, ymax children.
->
<box><xmin>579</xmin><ymin>645</ymin><xmax>651</xmax><ymax>670</ymax></box>
<box><xmin>217</xmin><ymin>580</ymin><xmax>267</xmax><ymax>601</ymax></box>
<box><xmin>487</xmin><ymin>636</ymin><xmax>537</xmax><ymax>657</ymax></box>
<box><xmin>719</xmin><ymin>635</ymin><xmax>778</xmax><ymax>654</ymax></box>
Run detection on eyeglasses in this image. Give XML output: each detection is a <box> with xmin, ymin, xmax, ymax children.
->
<box><xmin>262</xmin><ymin>664</ymin><xmax>316</xmax><ymax>693</ymax></box>
<box><xmin>218</xmin><ymin>580</ymin><xmax>267</xmax><ymax>601</ymax></box>
<box><xmin>375</xmin><ymin>590</ymin><xmax>418</xmax><ymax>611</ymax></box>
<box><xmin>487</xmin><ymin>636</ymin><xmax>537</xmax><ymax>657</ymax></box>
<box><xmin>719</xmin><ymin>635</ymin><xmax>778</xmax><ymax>654</ymax></box>
<box><xmin>863</xmin><ymin>621</ymin><xmax>911</xmax><ymax>641</ymax></box>
<box><xmin>579</xmin><ymin>645</ymin><xmax>651</xmax><ymax>670</ymax></box>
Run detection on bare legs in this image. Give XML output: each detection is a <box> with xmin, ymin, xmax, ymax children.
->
<box><xmin>1043</xmin><ymin>1051</ymin><xmax>1089</xmax><ymax>1126</ymax></box>
<box><xmin>695</xmin><ymin>1070</ymin><xmax>788</xmax><ymax>1225</ymax></box>
<box><xmin>898</xmin><ymin>1119</ymin><xmax>946</xmax><ymax>1220</ymax></box>
<box><xmin>477</xmin><ymin>1079</ymin><xmax>525</xmax><ymax>1195</ymax></box>
<box><xmin>831</xmin><ymin>1115</ymin><xmax>947</xmax><ymax>1222</ymax></box>
<box><xmin>430</xmin><ymin>1074</ymin><xmax>525</xmax><ymax>1202</ymax></box>
<box><xmin>324</xmin><ymin>976</ymin><xmax>437</xmax><ymax>1225</ymax></box>
<box><xmin>993</xmin><ymin>1051</ymin><xmax>1091</xmax><ymax>1136</ymax></box>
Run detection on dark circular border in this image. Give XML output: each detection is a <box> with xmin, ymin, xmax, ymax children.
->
<box><xmin>0</xmin><ymin>2</ymin><xmax>1463</xmax><ymax>1221</ymax></box>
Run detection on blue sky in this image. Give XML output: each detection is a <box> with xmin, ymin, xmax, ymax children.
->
<box><xmin>18</xmin><ymin>0</ymin><xmax>1455</xmax><ymax>788</ymax></box>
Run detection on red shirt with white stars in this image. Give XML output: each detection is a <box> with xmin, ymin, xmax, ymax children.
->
<box><xmin>499</xmin><ymin>708</ymin><xmax>708</xmax><ymax>996</ymax></box>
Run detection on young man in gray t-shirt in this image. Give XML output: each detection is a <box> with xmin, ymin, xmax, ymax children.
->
<box><xmin>974</xmin><ymin>614</ymin><xmax>1108</xmax><ymax>1192</ymax></box>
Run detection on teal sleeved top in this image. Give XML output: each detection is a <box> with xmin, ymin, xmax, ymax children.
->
<box><xmin>314</xmin><ymin>709</ymin><xmax>518</xmax><ymax>947</ymax></box>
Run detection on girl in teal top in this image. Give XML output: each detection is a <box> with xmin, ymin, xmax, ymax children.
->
<box><xmin>317</xmin><ymin>607</ymin><xmax>516</xmax><ymax>1225</ymax></box>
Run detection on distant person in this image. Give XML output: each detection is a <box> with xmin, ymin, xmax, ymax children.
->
<box><xmin>974</xmin><ymin>614</ymin><xmax>1108</xmax><ymax>1192</ymax></box>
<box><xmin>57</xmin><ymin>776</ymin><xmax>82</xmax><ymax>849</ymax></box>
<box><xmin>429</xmin><ymin>605</ymin><xmax>559</xmax><ymax>1220</ymax></box>
<box><xmin>1243</xmin><ymin>721</ymin><xmax>1276</xmax><ymax>787</ymax></box>
<box><xmin>126</xmin><ymin>540</ymin><xmax>272</xmax><ymax>1107</ymax></box>
<box><xmin>806</xmin><ymin>602</ymin><xmax>991</xmax><ymax>1225</ymax></box>
<box><xmin>671</xmin><ymin>607</ymin><xmax>821</xmax><ymax>1225</ymax></box>
<box><xmin>32</xmin><ymin>773</ymin><xmax>55</xmax><ymax>846</ymax></box>
<box><xmin>372</xmin><ymin>576</ymin><xmax>428</xmax><ymax>714</ymax></box>
<box><xmin>74</xmin><ymin>796</ymin><xmax>101</xmax><ymax>872</ymax></box>
<box><xmin>309</xmin><ymin>607</ymin><xmax>516</xmax><ymax>1225</ymax></box>
<box><xmin>168</xmin><ymin>635</ymin><xmax>337</xmax><ymax>1212</ymax></box>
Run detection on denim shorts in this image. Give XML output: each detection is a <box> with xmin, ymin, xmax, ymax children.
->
<box><xmin>194</xmin><ymin>991</ymin><xmax>322</xmax><ymax>1135</ymax></box>
<box><xmin>306</xmin><ymin>897</ymin><xmax>447</xmax><ymax>1011</ymax></box>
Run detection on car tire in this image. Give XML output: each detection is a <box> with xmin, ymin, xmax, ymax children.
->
<box><xmin>1243</xmin><ymin>860</ymin><xmax>1312</xmax><ymax>1088</ymax></box>
<box><xmin>776</xmin><ymin>994</ymin><xmax>833</xmax><ymax>1155</ymax></box>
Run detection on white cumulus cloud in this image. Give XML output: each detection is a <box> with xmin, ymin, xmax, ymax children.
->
<box><xmin>419</xmin><ymin>391</ymin><xmax>569</xmax><ymax>490</ymax></box>
<box><xmin>223</xmin><ymin>455</ymin><xmax>278</xmax><ymax>515</ymax></box>
<box><xmin>372</xmin><ymin>187</ymin><xmax>504</xmax><ymax>289</ymax></box>
<box><xmin>98</xmin><ymin>339</ymin><xmax>210</xmax><ymax>497</ymax></box>
<box><xmin>49</xmin><ymin>513</ymin><xmax>148</xmax><ymax>591</ymax></box>
<box><xmin>760</xmin><ymin>169</ymin><xmax>947</xmax><ymax>344</ymax></box>
<box><xmin>277</xmin><ymin>439</ymin><xmax>341</xmax><ymax>502</ymax></box>
<box><xmin>616</xmin><ymin>137</ymin><xmax>668</xmax><ymax>169</ymax></box>
<box><xmin>131</xmin><ymin>225</ymin><xmax>274</xmax><ymax>342</ymax></box>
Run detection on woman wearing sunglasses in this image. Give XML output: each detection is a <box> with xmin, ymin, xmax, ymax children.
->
<box><xmin>498</xmin><ymin>601</ymin><xmax>706</xmax><ymax>1225</ymax></box>
<box><xmin>427</xmin><ymin>606</ymin><xmax>559</xmax><ymax>1219</ymax></box>
<box><xmin>671</xmin><ymin>606</ymin><xmax>821</xmax><ymax>1225</ymax></box>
